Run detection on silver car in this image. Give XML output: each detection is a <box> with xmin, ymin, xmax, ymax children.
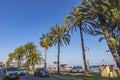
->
<box><xmin>3</xmin><ymin>67</ymin><xmax>19</xmax><ymax>80</ymax></box>
<box><xmin>34</xmin><ymin>68</ymin><xmax>50</xmax><ymax>77</ymax></box>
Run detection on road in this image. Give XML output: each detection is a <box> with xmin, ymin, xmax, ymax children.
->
<box><xmin>0</xmin><ymin>69</ymin><xmax>75</xmax><ymax>80</ymax></box>
<box><xmin>19</xmin><ymin>74</ymin><xmax>74</xmax><ymax>80</ymax></box>
<box><xmin>0</xmin><ymin>74</ymin><xmax>74</xmax><ymax>80</ymax></box>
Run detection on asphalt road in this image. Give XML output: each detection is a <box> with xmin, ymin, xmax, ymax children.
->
<box><xmin>0</xmin><ymin>69</ymin><xmax>75</xmax><ymax>80</ymax></box>
<box><xmin>19</xmin><ymin>74</ymin><xmax>74</xmax><ymax>80</ymax></box>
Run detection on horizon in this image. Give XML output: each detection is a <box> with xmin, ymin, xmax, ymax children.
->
<box><xmin>0</xmin><ymin>0</ymin><xmax>115</xmax><ymax>66</ymax></box>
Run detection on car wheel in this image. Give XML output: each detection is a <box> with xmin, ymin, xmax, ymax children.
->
<box><xmin>35</xmin><ymin>73</ymin><xmax>39</xmax><ymax>77</ymax></box>
<box><xmin>42</xmin><ymin>73</ymin><xmax>45</xmax><ymax>77</ymax></box>
<box><xmin>15</xmin><ymin>76</ymin><xmax>19</xmax><ymax>80</ymax></box>
<box><xmin>3</xmin><ymin>77</ymin><xmax>7</xmax><ymax>80</ymax></box>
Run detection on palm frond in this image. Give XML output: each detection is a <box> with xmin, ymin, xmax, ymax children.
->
<box><xmin>99</xmin><ymin>37</ymin><xmax>105</xmax><ymax>42</ymax></box>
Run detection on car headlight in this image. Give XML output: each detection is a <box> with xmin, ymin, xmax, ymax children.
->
<box><xmin>6</xmin><ymin>73</ymin><xmax>9</xmax><ymax>76</ymax></box>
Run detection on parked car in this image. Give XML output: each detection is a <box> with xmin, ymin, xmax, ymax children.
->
<box><xmin>69</xmin><ymin>68</ymin><xmax>80</xmax><ymax>73</ymax></box>
<box><xmin>3</xmin><ymin>67</ymin><xmax>19</xmax><ymax>80</ymax></box>
<box><xmin>18</xmin><ymin>69</ymin><xmax>28</xmax><ymax>76</ymax></box>
<box><xmin>34</xmin><ymin>68</ymin><xmax>50</xmax><ymax>77</ymax></box>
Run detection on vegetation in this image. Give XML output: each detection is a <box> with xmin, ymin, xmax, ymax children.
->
<box><xmin>24</xmin><ymin>42</ymin><xmax>41</xmax><ymax>71</ymax></box>
<box><xmin>6</xmin><ymin>42</ymin><xmax>42</xmax><ymax>71</ymax></box>
<box><xmin>78</xmin><ymin>0</ymin><xmax>120</xmax><ymax>69</ymax></box>
<box><xmin>14</xmin><ymin>46</ymin><xmax>26</xmax><ymax>67</ymax></box>
<box><xmin>64</xmin><ymin>6</ymin><xmax>93</xmax><ymax>75</ymax></box>
<box><xmin>40</xmin><ymin>34</ymin><xmax>53</xmax><ymax>68</ymax></box>
<box><xmin>6</xmin><ymin>52</ymin><xmax>15</xmax><ymax>67</ymax></box>
<box><xmin>63</xmin><ymin>0</ymin><xmax>120</xmax><ymax>74</ymax></box>
<box><xmin>48</xmin><ymin>24</ymin><xmax>70</xmax><ymax>74</ymax></box>
<box><xmin>51</xmin><ymin>73</ymin><xmax>120</xmax><ymax>80</ymax></box>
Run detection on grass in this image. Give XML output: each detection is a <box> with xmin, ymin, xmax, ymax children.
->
<box><xmin>51</xmin><ymin>73</ymin><xmax>120</xmax><ymax>80</ymax></box>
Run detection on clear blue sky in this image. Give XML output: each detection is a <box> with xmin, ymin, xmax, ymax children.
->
<box><xmin>0</xmin><ymin>0</ymin><xmax>114</xmax><ymax>66</ymax></box>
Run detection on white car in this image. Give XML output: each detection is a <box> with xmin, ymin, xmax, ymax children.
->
<box><xmin>34</xmin><ymin>68</ymin><xmax>50</xmax><ymax>77</ymax></box>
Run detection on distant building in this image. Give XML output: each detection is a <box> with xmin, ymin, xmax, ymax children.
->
<box><xmin>60</xmin><ymin>64</ymin><xmax>69</xmax><ymax>72</ymax></box>
<box><xmin>100</xmin><ymin>65</ymin><xmax>120</xmax><ymax>78</ymax></box>
<box><xmin>0</xmin><ymin>62</ymin><xmax>5</xmax><ymax>68</ymax></box>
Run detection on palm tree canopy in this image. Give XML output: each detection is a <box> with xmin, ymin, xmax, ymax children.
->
<box><xmin>24</xmin><ymin>42</ymin><xmax>36</xmax><ymax>56</ymax></box>
<box><xmin>26</xmin><ymin>50</ymin><xmax>40</xmax><ymax>65</ymax></box>
<box><xmin>79</xmin><ymin>0</ymin><xmax>120</xmax><ymax>69</ymax></box>
<box><xmin>64</xmin><ymin>6</ymin><xmax>95</xmax><ymax>35</ymax></box>
<box><xmin>40</xmin><ymin>34</ymin><xmax>53</xmax><ymax>50</ymax></box>
<box><xmin>50</xmin><ymin>24</ymin><xmax>70</xmax><ymax>46</ymax></box>
<box><xmin>14</xmin><ymin>46</ymin><xmax>26</xmax><ymax>61</ymax></box>
<box><xmin>6</xmin><ymin>52</ymin><xmax>15</xmax><ymax>67</ymax></box>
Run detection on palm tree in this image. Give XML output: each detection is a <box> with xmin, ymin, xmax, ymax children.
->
<box><xmin>109</xmin><ymin>0</ymin><xmax>120</xmax><ymax>60</ymax></box>
<box><xmin>80</xmin><ymin>0</ymin><xmax>120</xmax><ymax>69</ymax></box>
<box><xmin>6</xmin><ymin>46</ymin><xmax>26</xmax><ymax>67</ymax></box>
<box><xmin>24</xmin><ymin>42</ymin><xmax>36</xmax><ymax>68</ymax></box>
<box><xmin>64</xmin><ymin>7</ymin><xmax>93</xmax><ymax>75</ymax></box>
<box><xmin>24</xmin><ymin>42</ymin><xmax>42</xmax><ymax>71</ymax></box>
<box><xmin>25</xmin><ymin>50</ymin><xmax>41</xmax><ymax>71</ymax></box>
<box><xmin>6</xmin><ymin>52</ymin><xmax>15</xmax><ymax>67</ymax></box>
<box><xmin>24</xmin><ymin>42</ymin><xmax>36</xmax><ymax>56</ymax></box>
<box><xmin>40</xmin><ymin>34</ymin><xmax>52</xmax><ymax>68</ymax></box>
<box><xmin>113</xmin><ymin>0</ymin><xmax>120</xmax><ymax>11</ymax></box>
<box><xmin>49</xmin><ymin>24</ymin><xmax>70</xmax><ymax>74</ymax></box>
<box><xmin>14</xmin><ymin>46</ymin><xmax>26</xmax><ymax>67</ymax></box>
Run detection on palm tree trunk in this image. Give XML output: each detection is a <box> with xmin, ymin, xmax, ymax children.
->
<box><xmin>117</xmin><ymin>46</ymin><xmax>120</xmax><ymax>57</ymax></box>
<box><xmin>57</xmin><ymin>39</ymin><xmax>60</xmax><ymax>74</ymax></box>
<box><xmin>99</xmin><ymin>15</ymin><xmax>120</xmax><ymax>69</ymax></box>
<box><xmin>33</xmin><ymin>64</ymin><xmax>35</xmax><ymax>71</ymax></box>
<box><xmin>18</xmin><ymin>60</ymin><xmax>20</xmax><ymax>67</ymax></box>
<box><xmin>44</xmin><ymin>49</ymin><xmax>47</xmax><ymax>68</ymax></box>
<box><xmin>116</xmin><ymin>0</ymin><xmax>120</xmax><ymax>11</ymax></box>
<box><xmin>101</xmin><ymin>25</ymin><xmax>120</xmax><ymax>69</ymax></box>
<box><xmin>28</xmin><ymin>66</ymin><xmax>30</xmax><ymax>71</ymax></box>
<box><xmin>79</xmin><ymin>26</ymin><xmax>89</xmax><ymax>75</ymax></box>
<box><xmin>18</xmin><ymin>57</ymin><xmax>21</xmax><ymax>68</ymax></box>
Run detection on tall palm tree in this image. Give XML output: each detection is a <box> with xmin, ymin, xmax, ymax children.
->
<box><xmin>109</xmin><ymin>0</ymin><xmax>120</xmax><ymax>9</ymax></box>
<box><xmin>49</xmin><ymin>24</ymin><xmax>70</xmax><ymax>74</ymax></box>
<box><xmin>64</xmin><ymin>7</ymin><xmax>93</xmax><ymax>75</ymax></box>
<box><xmin>40</xmin><ymin>34</ymin><xmax>52</xmax><ymax>68</ymax></box>
<box><xmin>81</xmin><ymin>0</ymin><xmax>120</xmax><ymax>69</ymax></box>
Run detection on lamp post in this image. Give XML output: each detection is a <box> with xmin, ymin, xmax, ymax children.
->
<box><xmin>85</xmin><ymin>47</ymin><xmax>89</xmax><ymax>71</ymax></box>
<box><xmin>53</xmin><ymin>54</ymin><xmax>57</xmax><ymax>73</ymax></box>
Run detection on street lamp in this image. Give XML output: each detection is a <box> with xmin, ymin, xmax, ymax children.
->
<box><xmin>85</xmin><ymin>47</ymin><xmax>90</xmax><ymax>71</ymax></box>
<box><xmin>85</xmin><ymin>47</ymin><xmax>89</xmax><ymax>52</ymax></box>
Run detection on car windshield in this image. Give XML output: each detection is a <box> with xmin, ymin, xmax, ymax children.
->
<box><xmin>19</xmin><ymin>69</ymin><xmax>25</xmax><ymax>71</ymax></box>
<box><xmin>37</xmin><ymin>68</ymin><xmax>48</xmax><ymax>71</ymax></box>
<box><xmin>7</xmin><ymin>67</ymin><xmax>18</xmax><ymax>71</ymax></box>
